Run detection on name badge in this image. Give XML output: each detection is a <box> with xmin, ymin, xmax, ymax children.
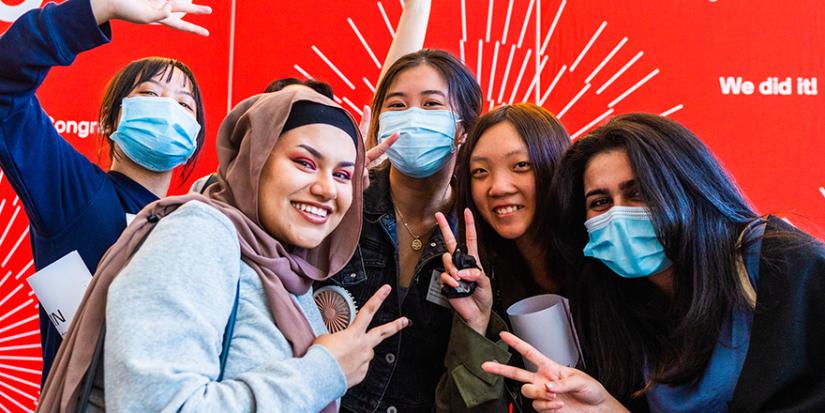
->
<box><xmin>425</xmin><ymin>269</ymin><xmax>451</xmax><ymax>309</ymax></box>
<box><xmin>26</xmin><ymin>251</ymin><xmax>93</xmax><ymax>337</ymax></box>
<box><xmin>126</xmin><ymin>213</ymin><xmax>137</xmax><ymax>226</ymax></box>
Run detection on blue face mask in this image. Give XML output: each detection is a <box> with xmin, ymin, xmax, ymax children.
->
<box><xmin>377</xmin><ymin>107</ymin><xmax>458</xmax><ymax>179</ymax></box>
<box><xmin>110</xmin><ymin>96</ymin><xmax>201</xmax><ymax>172</ymax></box>
<box><xmin>582</xmin><ymin>206</ymin><xmax>672</xmax><ymax>278</ymax></box>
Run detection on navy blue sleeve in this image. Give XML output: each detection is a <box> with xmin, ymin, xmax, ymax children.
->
<box><xmin>0</xmin><ymin>0</ymin><xmax>113</xmax><ymax>236</ymax></box>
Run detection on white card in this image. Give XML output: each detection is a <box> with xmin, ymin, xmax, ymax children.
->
<box><xmin>426</xmin><ymin>269</ymin><xmax>451</xmax><ymax>309</ymax></box>
<box><xmin>26</xmin><ymin>251</ymin><xmax>93</xmax><ymax>337</ymax></box>
<box><xmin>125</xmin><ymin>213</ymin><xmax>136</xmax><ymax>226</ymax></box>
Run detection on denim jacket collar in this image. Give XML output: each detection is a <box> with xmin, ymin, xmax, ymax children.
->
<box><xmin>363</xmin><ymin>168</ymin><xmax>456</xmax><ymax>263</ymax></box>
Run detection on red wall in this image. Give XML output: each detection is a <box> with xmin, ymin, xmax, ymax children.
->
<box><xmin>0</xmin><ymin>0</ymin><xmax>823</xmax><ymax>410</ymax></box>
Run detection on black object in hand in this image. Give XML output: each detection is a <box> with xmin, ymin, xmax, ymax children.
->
<box><xmin>441</xmin><ymin>247</ymin><xmax>479</xmax><ymax>298</ymax></box>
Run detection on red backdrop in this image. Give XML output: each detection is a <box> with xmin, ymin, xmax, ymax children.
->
<box><xmin>1</xmin><ymin>0</ymin><xmax>823</xmax><ymax>410</ymax></box>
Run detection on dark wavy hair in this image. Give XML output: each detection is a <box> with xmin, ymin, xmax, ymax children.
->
<box><xmin>265</xmin><ymin>77</ymin><xmax>334</xmax><ymax>100</ymax></box>
<box><xmin>366</xmin><ymin>49</ymin><xmax>482</xmax><ymax>152</ymax></box>
<box><xmin>546</xmin><ymin>113</ymin><xmax>760</xmax><ymax>400</ymax></box>
<box><xmin>99</xmin><ymin>57</ymin><xmax>205</xmax><ymax>183</ymax></box>
<box><xmin>457</xmin><ymin>103</ymin><xmax>569</xmax><ymax>279</ymax></box>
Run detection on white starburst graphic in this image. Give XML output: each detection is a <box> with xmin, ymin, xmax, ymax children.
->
<box><xmin>292</xmin><ymin>0</ymin><xmax>684</xmax><ymax>142</ymax></box>
<box><xmin>0</xmin><ymin>171</ymin><xmax>40</xmax><ymax>413</ymax></box>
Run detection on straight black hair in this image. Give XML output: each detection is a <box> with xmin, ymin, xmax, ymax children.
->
<box><xmin>99</xmin><ymin>57</ymin><xmax>205</xmax><ymax>184</ymax></box>
<box><xmin>547</xmin><ymin>113</ymin><xmax>759</xmax><ymax>400</ymax></box>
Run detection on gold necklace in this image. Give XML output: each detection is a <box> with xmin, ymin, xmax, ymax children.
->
<box><xmin>392</xmin><ymin>183</ymin><xmax>451</xmax><ymax>252</ymax></box>
<box><xmin>394</xmin><ymin>205</ymin><xmax>431</xmax><ymax>251</ymax></box>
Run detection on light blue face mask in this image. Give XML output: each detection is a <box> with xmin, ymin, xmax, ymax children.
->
<box><xmin>110</xmin><ymin>96</ymin><xmax>201</xmax><ymax>172</ymax></box>
<box><xmin>582</xmin><ymin>206</ymin><xmax>672</xmax><ymax>278</ymax></box>
<box><xmin>377</xmin><ymin>107</ymin><xmax>458</xmax><ymax>179</ymax></box>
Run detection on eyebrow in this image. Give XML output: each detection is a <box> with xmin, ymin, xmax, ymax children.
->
<box><xmin>298</xmin><ymin>144</ymin><xmax>355</xmax><ymax>168</ymax></box>
<box><xmin>298</xmin><ymin>144</ymin><xmax>323</xmax><ymax>159</ymax></box>
<box><xmin>584</xmin><ymin>179</ymin><xmax>637</xmax><ymax>199</ymax></box>
<box><xmin>584</xmin><ymin>188</ymin><xmax>609</xmax><ymax>199</ymax></box>
<box><xmin>385</xmin><ymin>89</ymin><xmax>447</xmax><ymax>100</ymax></box>
<box><xmin>619</xmin><ymin>179</ymin><xmax>638</xmax><ymax>191</ymax></box>
<box><xmin>142</xmin><ymin>79</ymin><xmax>195</xmax><ymax>100</ymax></box>
<box><xmin>470</xmin><ymin>148</ymin><xmax>528</xmax><ymax>163</ymax></box>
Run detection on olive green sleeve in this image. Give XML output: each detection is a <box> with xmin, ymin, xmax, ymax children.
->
<box><xmin>435</xmin><ymin>313</ymin><xmax>512</xmax><ymax>412</ymax></box>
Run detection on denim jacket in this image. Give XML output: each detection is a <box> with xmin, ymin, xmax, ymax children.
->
<box><xmin>319</xmin><ymin>168</ymin><xmax>456</xmax><ymax>413</ymax></box>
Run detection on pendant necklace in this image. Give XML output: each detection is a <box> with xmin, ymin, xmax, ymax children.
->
<box><xmin>394</xmin><ymin>205</ymin><xmax>428</xmax><ymax>251</ymax></box>
<box><xmin>392</xmin><ymin>181</ymin><xmax>451</xmax><ymax>252</ymax></box>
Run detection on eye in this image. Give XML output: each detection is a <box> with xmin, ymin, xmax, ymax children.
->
<box><xmin>385</xmin><ymin>101</ymin><xmax>406</xmax><ymax>109</ymax></box>
<box><xmin>179</xmin><ymin>101</ymin><xmax>194</xmax><ymax>112</ymax></box>
<box><xmin>333</xmin><ymin>170</ymin><xmax>352</xmax><ymax>181</ymax></box>
<box><xmin>513</xmin><ymin>161</ymin><xmax>531</xmax><ymax>171</ymax></box>
<box><xmin>423</xmin><ymin>100</ymin><xmax>446</xmax><ymax>108</ymax></box>
<box><xmin>470</xmin><ymin>167</ymin><xmax>488</xmax><ymax>178</ymax></box>
<box><xmin>139</xmin><ymin>90</ymin><xmax>159</xmax><ymax>97</ymax></box>
<box><xmin>293</xmin><ymin>158</ymin><xmax>316</xmax><ymax>170</ymax></box>
<box><xmin>588</xmin><ymin>197</ymin><xmax>611</xmax><ymax>210</ymax></box>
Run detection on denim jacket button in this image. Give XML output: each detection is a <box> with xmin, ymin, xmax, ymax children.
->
<box><xmin>429</xmin><ymin>242</ymin><xmax>436</xmax><ymax>247</ymax></box>
<box><xmin>349</xmin><ymin>272</ymin><xmax>357</xmax><ymax>278</ymax></box>
<box><xmin>387</xmin><ymin>406</ymin><xmax>397</xmax><ymax>413</ymax></box>
<box><xmin>385</xmin><ymin>353</ymin><xmax>396</xmax><ymax>364</ymax></box>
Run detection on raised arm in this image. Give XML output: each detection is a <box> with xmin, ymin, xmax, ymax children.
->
<box><xmin>378</xmin><ymin>0</ymin><xmax>431</xmax><ymax>82</ymax></box>
<box><xmin>0</xmin><ymin>0</ymin><xmax>115</xmax><ymax>234</ymax></box>
<box><xmin>0</xmin><ymin>0</ymin><xmax>210</xmax><ymax>234</ymax></box>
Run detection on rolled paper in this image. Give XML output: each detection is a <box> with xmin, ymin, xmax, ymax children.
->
<box><xmin>506</xmin><ymin>294</ymin><xmax>581</xmax><ymax>370</ymax></box>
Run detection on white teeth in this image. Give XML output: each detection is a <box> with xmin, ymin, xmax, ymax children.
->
<box><xmin>494</xmin><ymin>205</ymin><xmax>523</xmax><ymax>216</ymax></box>
<box><xmin>291</xmin><ymin>202</ymin><xmax>328</xmax><ymax>218</ymax></box>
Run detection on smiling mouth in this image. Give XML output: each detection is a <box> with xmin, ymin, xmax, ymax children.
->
<box><xmin>291</xmin><ymin>202</ymin><xmax>330</xmax><ymax>218</ymax></box>
<box><xmin>493</xmin><ymin>205</ymin><xmax>525</xmax><ymax>216</ymax></box>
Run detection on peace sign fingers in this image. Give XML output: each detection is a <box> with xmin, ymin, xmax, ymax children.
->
<box><xmin>350</xmin><ymin>285</ymin><xmax>391</xmax><ymax>332</ymax></box>
<box><xmin>462</xmin><ymin>208</ymin><xmax>480</xmax><ymax>264</ymax></box>
<box><xmin>435</xmin><ymin>211</ymin><xmax>458</xmax><ymax>254</ymax></box>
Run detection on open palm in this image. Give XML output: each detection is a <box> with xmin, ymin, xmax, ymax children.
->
<box><xmin>91</xmin><ymin>0</ymin><xmax>212</xmax><ymax>36</ymax></box>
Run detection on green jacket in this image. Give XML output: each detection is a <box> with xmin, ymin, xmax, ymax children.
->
<box><xmin>435</xmin><ymin>313</ymin><xmax>512</xmax><ymax>412</ymax></box>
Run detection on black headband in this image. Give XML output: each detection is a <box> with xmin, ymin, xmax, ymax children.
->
<box><xmin>282</xmin><ymin>100</ymin><xmax>358</xmax><ymax>144</ymax></box>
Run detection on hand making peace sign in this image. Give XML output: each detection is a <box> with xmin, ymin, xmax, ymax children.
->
<box><xmin>435</xmin><ymin>208</ymin><xmax>494</xmax><ymax>335</ymax></box>
<box><xmin>482</xmin><ymin>332</ymin><xmax>629</xmax><ymax>413</ymax></box>
<box><xmin>359</xmin><ymin>105</ymin><xmax>400</xmax><ymax>188</ymax></box>
<box><xmin>313</xmin><ymin>284</ymin><xmax>409</xmax><ymax>388</ymax></box>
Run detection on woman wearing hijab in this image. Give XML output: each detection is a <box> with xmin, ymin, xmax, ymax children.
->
<box><xmin>0</xmin><ymin>0</ymin><xmax>211</xmax><ymax>380</ymax></box>
<box><xmin>38</xmin><ymin>88</ymin><xmax>409</xmax><ymax>413</ymax></box>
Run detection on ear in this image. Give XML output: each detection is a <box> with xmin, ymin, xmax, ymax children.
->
<box><xmin>455</xmin><ymin>123</ymin><xmax>467</xmax><ymax>146</ymax></box>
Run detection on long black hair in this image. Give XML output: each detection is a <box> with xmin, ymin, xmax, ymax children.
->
<box><xmin>547</xmin><ymin>113</ymin><xmax>759</xmax><ymax>400</ymax></box>
<box><xmin>457</xmin><ymin>103</ymin><xmax>569</xmax><ymax>287</ymax></box>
